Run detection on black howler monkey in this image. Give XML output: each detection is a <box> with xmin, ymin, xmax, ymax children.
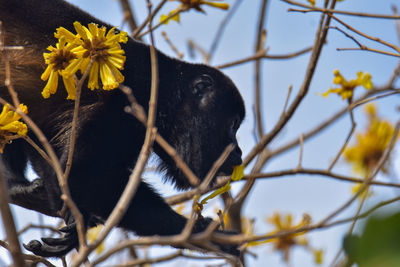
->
<box><xmin>0</xmin><ymin>0</ymin><xmax>245</xmax><ymax>257</ymax></box>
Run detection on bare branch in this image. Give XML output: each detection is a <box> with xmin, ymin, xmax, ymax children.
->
<box><xmin>118</xmin><ymin>0</ymin><xmax>139</xmax><ymax>35</ymax></box>
<box><xmin>283</xmin><ymin>0</ymin><xmax>400</xmax><ymax>19</ymax></box>
<box><xmin>327</xmin><ymin>107</ymin><xmax>356</xmax><ymax>171</ymax></box>
<box><xmin>215</xmin><ymin>46</ymin><xmax>312</xmax><ymax>69</ymax></box>
<box><xmin>0</xmin><ymin>171</ymin><xmax>25</xmax><ymax>267</ymax></box>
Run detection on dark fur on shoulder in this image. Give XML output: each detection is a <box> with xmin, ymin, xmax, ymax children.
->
<box><xmin>0</xmin><ymin>0</ymin><xmax>245</xmax><ymax>257</ymax></box>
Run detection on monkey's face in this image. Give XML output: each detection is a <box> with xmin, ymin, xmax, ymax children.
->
<box><xmin>156</xmin><ymin>64</ymin><xmax>245</xmax><ymax>189</ymax></box>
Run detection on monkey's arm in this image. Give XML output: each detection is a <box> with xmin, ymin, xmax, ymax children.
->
<box><xmin>8</xmin><ymin>179</ymin><xmax>59</xmax><ymax>217</ymax></box>
<box><xmin>1</xmin><ymin>140</ymin><xmax>59</xmax><ymax>217</ymax></box>
<box><xmin>24</xmin><ymin>178</ymin><xmax>239</xmax><ymax>257</ymax></box>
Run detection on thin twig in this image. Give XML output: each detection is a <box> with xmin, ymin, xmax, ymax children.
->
<box><xmin>137</xmin><ymin>7</ymin><xmax>184</xmax><ymax>39</ymax></box>
<box><xmin>0</xmin><ymin>171</ymin><xmax>25</xmax><ymax>267</ymax></box>
<box><xmin>208</xmin><ymin>0</ymin><xmax>244</xmax><ymax>61</ymax></box>
<box><xmin>283</xmin><ymin>0</ymin><xmax>400</xmax><ymax>19</ymax></box>
<box><xmin>115</xmin><ymin>251</ymin><xmax>183</xmax><ymax>267</ymax></box>
<box><xmin>350</xmin><ymin>90</ymin><xmax>400</xmax><ymax>109</ymax></box>
<box><xmin>331</xmin><ymin>15</ymin><xmax>400</xmax><ymax>54</ymax></box>
<box><xmin>254</xmin><ymin>0</ymin><xmax>270</xmax><ymax>139</ymax></box>
<box><xmin>132</xmin><ymin>0</ymin><xmax>168</xmax><ymax>38</ymax></box>
<box><xmin>393</xmin><ymin>5</ymin><xmax>400</xmax><ymax>44</ymax></box>
<box><xmin>281</xmin><ymin>85</ymin><xmax>293</xmax><ymax>116</ymax></box>
<box><xmin>331</xmin><ymin>24</ymin><xmax>400</xmax><ymax>57</ymax></box>
<box><xmin>297</xmin><ymin>134</ymin><xmax>304</xmax><ymax>169</ymax></box>
<box><xmin>63</xmin><ymin>59</ymin><xmax>94</xmax><ymax>250</ymax></box>
<box><xmin>330</xmin><ymin>26</ymin><xmax>363</xmax><ymax>48</ymax></box>
<box><xmin>328</xmin><ymin>108</ymin><xmax>356</xmax><ymax>171</ymax></box>
<box><xmin>22</xmin><ymin>135</ymin><xmax>52</xmax><ymax>166</ymax></box>
<box><xmin>161</xmin><ymin>31</ymin><xmax>183</xmax><ymax>59</ymax></box>
<box><xmin>118</xmin><ymin>0</ymin><xmax>139</xmax><ymax>35</ymax></box>
<box><xmin>17</xmin><ymin>223</ymin><xmax>62</xmax><ymax>236</ymax></box>
<box><xmin>336</xmin><ymin>47</ymin><xmax>400</xmax><ymax>57</ymax></box>
<box><xmin>215</xmin><ymin>46</ymin><xmax>312</xmax><ymax>69</ymax></box>
<box><xmin>188</xmin><ymin>39</ymin><xmax>210</xmax><ymax>63</ymax></box>
<box><xmin>243</xmin><ymin>168</ymin><xmax>400</xmax><ymax>188</ymax></box>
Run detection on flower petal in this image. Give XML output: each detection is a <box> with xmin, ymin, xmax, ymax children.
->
<box><xmin>42</xmin><ymin>70</ymin><xmax>59</xmax><ymax>98</ymax></box>
<box><xmin>88</xmin><ymin>61</ymin><xmax>100</xmax><ymax>90</ymax></box>
<box><xmin>63</xmin><ymin>75</ymin><xmax>77</xmax><ymax>100</ymax></box>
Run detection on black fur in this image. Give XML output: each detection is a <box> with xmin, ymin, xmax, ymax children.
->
<box><xmin>0</xmin><ymin>0</ymin><xmax>245</xmax><ymax>257</ymax></box>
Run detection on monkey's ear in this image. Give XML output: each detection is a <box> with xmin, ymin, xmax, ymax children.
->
<box><xmin>192</xmin><ymin>74</ymin><xmax>214</xmax><ymax>97</ymax></box>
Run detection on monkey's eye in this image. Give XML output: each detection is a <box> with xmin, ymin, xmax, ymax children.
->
<box><xmin>193</xmin><ymin>74</ymin><xmax>214</xmax><ymax>96</ymax></box>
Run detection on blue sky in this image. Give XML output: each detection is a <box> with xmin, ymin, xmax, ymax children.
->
<box><xmin>1</xmin><ymin>0</ymin><xmax>400</xmax><ymax>266</ymax></box>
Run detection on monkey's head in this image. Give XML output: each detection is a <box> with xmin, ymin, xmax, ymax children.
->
<box><xmin>155</xmin><ymin>60</ymin><xmax>245</xmax><ymax>190</ymax></box>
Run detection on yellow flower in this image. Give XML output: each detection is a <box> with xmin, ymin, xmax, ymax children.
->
<box><xmin>231</xmin><ymin>165</ymin><xmax>245</xmax><ymax>181</ymax></box>
<box><xmin>41</xmin><ymin>37</ymin><xmax>78</xmax><ymax>100</ymax></box>
<box><xmin>313</xmin><ymin>249</ymin><xmax>324</xmax><ymax>265</ymax></box>
<box><xmin>322</xmin><ymin>69</ymin><xmax>373</xmax><ymax>100</ymax></box>
<box><xmin>344</xmin><ymin>103</ymin><xmax>396</xmax><ymax>176</ymax></box>
<box><xmin>161</xmin><ymin>0</ymin><xmax>229</xmax><ymax>24</ymax></box>
<box><xmin>307</xmin><ymin>0</ymin><xmax>316</xmax><ymax>6</ymax></box>
<box><xmin>0</xmin><ymin>104</ymin><xmax>28</xmax><ymax>153</ymax></box>
<box><xmin>179</xmin><ymin>0</ymin><xmax>229</xmax><ymax>12</ymax></box>
<box><xmin>247</xmin><ymin>212</ymin><xmax>311</xmax><ymax>261</ymax></box>
<box><xmin>351</xmin><ymin>183</ymin><xmax>373</xmax><ymax>200</ymax></box>
<box><xmin>54</xmin><ymin>27</ymin><xmax>82</xmax><ymax>44</ymax></box>
<box><xmin>160</xmin><ymin>10</ymin><xmax>181</xmax><ymax>25</ymax></box>
<box><xmin>60</xmin><ymin>22</ymin><xmax>127</xmax><ymax>92</ymax></box>
<box><xmin>174</xmin><ymin>203</ymin><xmax>186</xmax><ymax>214</ymax></box>
<box><xmin>87</xmin><ymin>225</ymin><xmax>105</xmax><ymax>254</ymax></box>
<box><xmin>267</xmin><ymin>212</ymin><xmax>311</xmax><ymax>261</ymax></box>
<box><xmin>0</xmin><ymin>104</ymin><xmax>28</xmax><ymax>136</ymax></box>
<box><xmin>344</xmin><ymin>104</ymin><xmax>396</xmax><ymax>200</ymax></box>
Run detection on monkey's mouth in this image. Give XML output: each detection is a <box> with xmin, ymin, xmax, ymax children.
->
<box><xmin>216</xmin><ymin>156</ymin><xmax>243</xmax><ymax>176</ymax></box>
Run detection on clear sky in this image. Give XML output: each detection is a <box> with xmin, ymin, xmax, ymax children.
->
<box><xmin>1</xmin><ymin>0</ymin><xmax>399</xmax><ymax>266</ymax></box>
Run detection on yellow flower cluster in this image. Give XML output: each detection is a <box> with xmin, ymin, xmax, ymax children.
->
<box><xmin>0</xmin><ymin>104</ymin><xmax>28</xmax><ymax>153</ymax></box>
<box><xmin>41</xmin><ymin>22</ymin><xmax>128</xmax><ymax>100</ymax></box>
<box><xmin>247</xmin><ymin>212</ymin><xmax>322</xmax><ymax>264</ymax></box>
<box><xmin>344</xmin><ymin>103</ymin><xmax>396</xmax><ymax>176</ymax></box>
<box><xmin>161</xmin><ymin>0</ymin><xmax>229</xmax><ymax>24</ymax></box>
<box><xmin>264</xmin><ymin>212</ymin><xmax>311</xmax><ymax>262</ymax></box>
<box><xmin>322</xmin><ymin>69</ymin><xmax>373</xmax><ymax>100</ymax></box>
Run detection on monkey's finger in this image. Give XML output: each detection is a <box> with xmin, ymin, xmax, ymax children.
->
<box><xmin>59</xmin><ymin>222</ymin><xmax>77</xmax><ymax>233</ymax></box>
<box><xmin>24</xmin><ymin>240</ymin><xmax>74</xmax><ymax>257</ymax></box>
<box><xmin>41</xmin><ymin>235</ymin><xmax>77</xmax><ymax>246</ymax></box>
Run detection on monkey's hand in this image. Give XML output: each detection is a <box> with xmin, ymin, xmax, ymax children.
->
<box><xmin>24</xmin><ymin>223</ymin><xmax>78</xmax><ymax>257</ymax></box>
